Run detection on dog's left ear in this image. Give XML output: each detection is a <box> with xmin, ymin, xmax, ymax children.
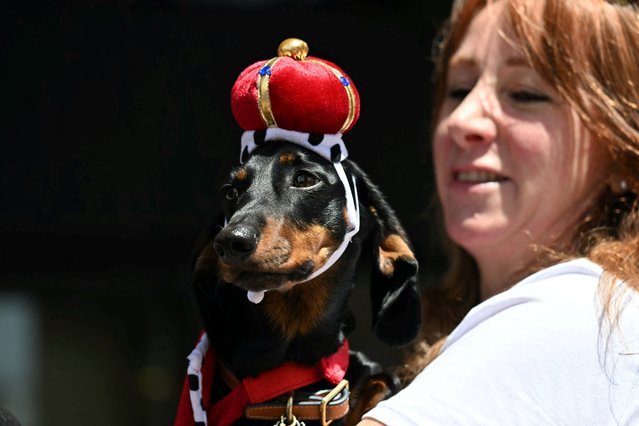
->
<box><xmin>345</xmin><ymin>161</ymin><xmax>421</xmax><ymax>347</ymax></box>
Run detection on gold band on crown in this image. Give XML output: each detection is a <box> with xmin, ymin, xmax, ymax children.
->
<box><xmin>256</xmin><ymin>57</ymin><xmax>280</xmax><ymax>128</ymax></box>
<box><xmin>309</xmin><ymin>59</ymin><xmax>357</xmax><ymax>133</ymax></box>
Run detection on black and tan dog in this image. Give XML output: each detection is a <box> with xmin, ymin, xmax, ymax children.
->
<box><xmin>175</xmin><ymin>139</ymin><xmax>421</xmax><ymax>426</ymax></box>
<box><xmin>175</xmin><ymin>38</ymin><xmax>421</xmax><ymax>426</ymax></box>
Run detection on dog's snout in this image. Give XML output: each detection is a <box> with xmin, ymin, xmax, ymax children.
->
<box><xmin>213</xmin><ymin>225</ymin><xmax>258</xmax><ymax>264</ymax></box>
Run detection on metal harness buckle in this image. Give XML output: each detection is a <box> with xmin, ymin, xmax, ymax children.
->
<box><xmin>320</xmin><ymin>379</ymin><xmax>349</xmax><ymax>426</ymax></box>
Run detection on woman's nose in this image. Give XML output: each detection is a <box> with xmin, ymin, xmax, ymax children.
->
<box><xmin>447</xmin><ymin>86</ymin><xmax>497</xmax><ymax>149</ymax></box>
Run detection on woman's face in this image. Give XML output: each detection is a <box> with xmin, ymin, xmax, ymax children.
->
<box><xmin>433</xmin><ymin>2</ymin><xmax>608</xmax><ymax>287</ymax></box>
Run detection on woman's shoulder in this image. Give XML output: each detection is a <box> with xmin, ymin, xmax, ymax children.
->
<box><xmin>443</xmin><ymin>258</ymin><xmax>605</xmax><ymax>347</ymax></box>
<box><xmin>517</xmin><ymin>257</ymin><xmax>603</xmax><ymax>288</ymax></box>
<box><xmin>443</xmin><ymin>257</ymin><xmax>639</xmax><ymax>370</ymax></box>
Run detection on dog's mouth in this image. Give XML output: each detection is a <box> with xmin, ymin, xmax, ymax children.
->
<box><xmin>214</xmin><ymin>218</ymin><xmax>339</xmax><ymax>292</ymax></box>
<box><xmin>224</xmin><ymin>260</ymin><xmax>316</xmax><ymax>292</ymax></box>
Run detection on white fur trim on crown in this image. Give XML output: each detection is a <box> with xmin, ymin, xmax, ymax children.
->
<box><xmin>240</xmin><ymin>128</ymin><xmax>348</xmax><ymax>164</ymax></box>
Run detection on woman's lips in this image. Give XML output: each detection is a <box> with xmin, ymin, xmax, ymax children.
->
<box><xmin>454</xmin><ymin>169</ymin><xmax>508</xmax><ymax>183</ymax></box>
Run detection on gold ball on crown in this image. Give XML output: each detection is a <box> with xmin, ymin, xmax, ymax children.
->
<box><xmin>277</xmin><ymin>38</ymin><xmax>309</xmax><ymax>61</ymax></box>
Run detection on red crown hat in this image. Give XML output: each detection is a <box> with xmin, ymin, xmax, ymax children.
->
<box><xmin>231</xmin><ymin>38</ymin><xmax>360</xmax><ymax>164</ymax></box>
<box><xmin>231</xmin><ymin>38</ymin><xmax>360</xmax><ymax>135</ymax></box>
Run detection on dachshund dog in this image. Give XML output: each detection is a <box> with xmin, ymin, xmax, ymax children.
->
<box><xmin>179</xmin><ymin>139</ymin><xmax>420</xmax><ymax>425</ymax></box>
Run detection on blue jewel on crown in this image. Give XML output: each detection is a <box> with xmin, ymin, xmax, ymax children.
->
<box><xmin>259</xmin><ymin>65</ymin><xmax>272</xmax><ymax>76</ymax></box>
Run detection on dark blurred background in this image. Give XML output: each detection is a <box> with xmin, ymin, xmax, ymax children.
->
<box><xmin>0</xmin><ymin>0</ymin><xmax>452</xmax><ymax>424</ymax></box>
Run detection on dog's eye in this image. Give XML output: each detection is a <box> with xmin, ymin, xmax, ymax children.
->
<box><xmin>222</xmin><ymin>185</ymin><xmax>239</xmax><ymax>201</ymax></box>
<box><xmin>292</xmin><ymin>171</ymin><xmax>319</xmax><ymax>188</ymax></box>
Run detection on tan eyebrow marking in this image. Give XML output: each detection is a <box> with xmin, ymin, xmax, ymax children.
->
<box><xmin>279</xmin><ymin>152</ymin><xmax>298</xmax><ymax>164</ymax></box>
<box><xmin>233</xmin><ymin>167</ymin><xmax>248</xmax><ymax>181</ymax></box>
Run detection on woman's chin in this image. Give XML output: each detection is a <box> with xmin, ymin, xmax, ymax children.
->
<box><xmin>445</xmin><ymin>219</ymin><xmax>508</xmax><ymax>252</ymax></box>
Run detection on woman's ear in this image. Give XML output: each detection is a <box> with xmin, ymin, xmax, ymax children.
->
<box><xmin>346</xmin><ymin>160</ymin><xmax>422</xmax><ymax>347</ymax></box>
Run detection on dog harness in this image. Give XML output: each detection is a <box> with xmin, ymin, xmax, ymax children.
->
<box><xmin>175</xmin><ymin>332</ymin><xmax>350</xmax><ymax>426</ymax></box>
<box><xmin>238</xmin><ymin>128</ymin><xmax>360</xmax><ymax>304</ymax></box>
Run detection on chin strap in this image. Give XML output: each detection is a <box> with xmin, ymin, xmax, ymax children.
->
<box><xmin>301</xmin><ymin>161</ymin><xmax>360</xmax><ymax>282</ymax></box>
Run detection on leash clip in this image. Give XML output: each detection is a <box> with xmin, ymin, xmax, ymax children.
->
<box><xmin>274</xmin><ymin>393</ymin><xmax>306</xmax><ymax>426</ymax></box>
<box><xmin>275</xmin><ymin>415</ymin><xmax>304</xmax><ymax>426</ymax></box>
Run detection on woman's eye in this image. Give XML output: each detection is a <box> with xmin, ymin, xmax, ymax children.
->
<box><xmin>292</xmin><ymin>171</ymin><xmax>319</xmax><ymax>188</ymax></box>
<box><xmin>509</xmin><ymin>90</ymin><xmax>551</xmax><ymax>103</ymax></box>
<box><xmin>222</xmin><ymin>185</ymin><xmax>239</xmax><ymax>201</ymax></box>
<box><xmin>447</xmin><ymin>87</ymin><xmax>471</xmax><ymax>100</ymax></box>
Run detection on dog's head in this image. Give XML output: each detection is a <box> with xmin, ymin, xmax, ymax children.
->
<box><xmin>213</xmin><ymin>141</ymin><xmax>351</xmax><ymax>293</ymax></box>
<box><xmin>194</xmin><ymin>139</ymin><xmax>421</xmax><ymax>347</ymax></box>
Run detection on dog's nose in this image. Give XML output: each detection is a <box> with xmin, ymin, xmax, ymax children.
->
<box><xmin>213</xmin><ymin>225</ymin><xmax>258</xmax><ymax>264</ymax></box>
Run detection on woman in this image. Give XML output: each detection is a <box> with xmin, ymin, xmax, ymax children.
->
<box><xmin>359</xmin><ymin>0</ymin><xmax>639</xmax><ymax>424</ymax></box>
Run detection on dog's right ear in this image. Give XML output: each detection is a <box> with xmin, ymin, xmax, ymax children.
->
<box><xmin>345</xmin><ymin>161</ymin><xmax>422</xmax><ymax>347</ymax></box>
